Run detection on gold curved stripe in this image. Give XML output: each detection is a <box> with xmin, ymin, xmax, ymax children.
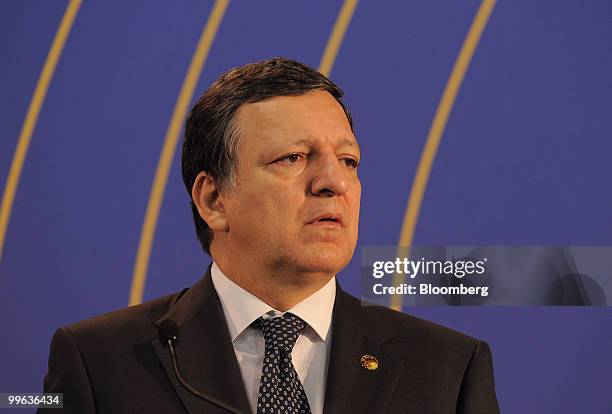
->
<box><xmin>128</xmin><ymin>0</ymin><xmax>229</xmax><ymax>306</ymax></box>
<box><xmin>0</xmin><ymin>0</ymin><xmax>82</xmax><ymax>263</ymax></box>
<box><xmin>319</xmin><ymin>0</ymin><xmax>358</xmax><ymax>76</ymax></box>
<box><xmin>390</xmin><ymin>0</ymin><xmax>496</xmax><ymax>311</ymax></box>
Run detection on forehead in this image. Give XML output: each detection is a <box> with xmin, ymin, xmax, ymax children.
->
<box><xmin>233</xmin><ymin>90</ymin><xmax>357</xmax><ymax>152</ymax></box>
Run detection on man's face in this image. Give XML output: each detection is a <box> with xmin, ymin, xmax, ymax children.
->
<box><xmin>219</xmin><ymin>90</ymin><xmax>361</xmax><ymax>275</ymax></box>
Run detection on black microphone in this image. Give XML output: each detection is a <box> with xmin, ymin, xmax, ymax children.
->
<box><xmin>157</xmin><ymin>319</ymin><xmax>245</xmax><ymax>414</ymax></box>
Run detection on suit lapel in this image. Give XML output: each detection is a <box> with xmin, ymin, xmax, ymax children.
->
<box><xmin>323</xmin><ymin>285</ymin><xmax>405</xmax><ymax>414</ymax></box>
<box><xmin>151</xmin><ymin>269</ymin><xmax>405</xmax><ymax>414</ymax></box>
<box><xmin>152</xmin><ymin>267</ymin><xmax>251</xmax><ymax>414</ymax></box>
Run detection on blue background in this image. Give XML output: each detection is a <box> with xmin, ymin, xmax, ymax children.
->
<box><xmin>1</xmin><ymin>1</ymin><xmax>611</xmax><ymax>412</ymax></box>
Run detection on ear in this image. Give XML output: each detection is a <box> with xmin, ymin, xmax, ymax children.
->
<box><xmin>191</xmin><ymin>171</ymin><xmax>229</xmax><ymax>232</ymax></box>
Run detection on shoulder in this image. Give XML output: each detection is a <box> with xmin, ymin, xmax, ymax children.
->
<box><xmin>62</xmin><ymin>289</ymin><xmax>185</xmax><ymax>349</ymax></box>
<box><xmin>339</xmin><ymin>290</ymin><xmax>481</xmax><ymax>351</ymax></box>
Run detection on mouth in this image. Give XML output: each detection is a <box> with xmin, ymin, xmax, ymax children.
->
<box><xmin>308</xmin><ymin>214</ymin><xmax>344</xmax><ymax>227</ymax></box>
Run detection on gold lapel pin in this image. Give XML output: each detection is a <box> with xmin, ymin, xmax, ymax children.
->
<box><xmin>360</xmin><ymin>355</ymin><xmax>379</xmax><ymax>371</ymax></box>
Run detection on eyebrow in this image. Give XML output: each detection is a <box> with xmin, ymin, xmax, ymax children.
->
<box><xmin>287</xmin><ymin>138</ymin><xmax>361</xmax><ymax>151</ymax></box>
<box><xmin>337</xmin><ymin>138</ymin><xmax>361</xmax><ymax>151</ymax></box>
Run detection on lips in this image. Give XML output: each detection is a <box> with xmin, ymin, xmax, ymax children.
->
<box><xmin>308</xmin><ymin>213</ymin><xmax>344</xmax><ymax>227</ymax></box>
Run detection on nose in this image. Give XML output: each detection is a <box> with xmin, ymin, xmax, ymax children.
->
<box><xmin>309</xmin><ymin>154</ymin><xmax>349</xmax><ymax>197</ymax></box>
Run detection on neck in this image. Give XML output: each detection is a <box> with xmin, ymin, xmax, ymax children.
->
<box><xmin>211</xmin><ymin>248</ymin><xmax>334</xmax><ymax>311</ymax></box>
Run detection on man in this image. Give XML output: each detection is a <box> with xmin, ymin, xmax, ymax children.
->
<box><xmin>40</xmin><ymin>58</ymin><xmax>500</xmax><ymax>413</ymax></box>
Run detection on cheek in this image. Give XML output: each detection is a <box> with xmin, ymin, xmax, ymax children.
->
<box><xmin>347</xmin><ymin>185</ymin><xmax>361</xmax><ymax>238</ymax></box>
<box><xmin>349</xmin><ymin>183</ymin><xmax>361</xmax><ymax>216</ymax></box>
<box><xmin>233</xmin><ymin>187</ymin><xmax>298</xmax><ymax>226</ymax></box>
<box><xmin>265</xmin><ymin>191</ymin><xmax>302</xmax><ymax>225</ymax></box>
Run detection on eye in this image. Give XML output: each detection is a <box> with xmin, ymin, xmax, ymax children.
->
<box><xmin>342</xmin><ymin>157</ymin><xmax>360</xmax><ymax>169</ymax></box>
<box><xmin>275</xmin><ymin>153</ymin><xmax>304</xmax><ymax>165</ymax></box>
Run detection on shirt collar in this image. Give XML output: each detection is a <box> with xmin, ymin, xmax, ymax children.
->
<box><xmin>210</xmin><ymin>261</ymin><xmax>336</xmax><ymax>343</ymax></box>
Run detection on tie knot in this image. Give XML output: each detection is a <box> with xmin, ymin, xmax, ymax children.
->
<box><xmin>257</xmin><ymin>313</ymin><xmax>306</xmax><ymax>352</ymax></box>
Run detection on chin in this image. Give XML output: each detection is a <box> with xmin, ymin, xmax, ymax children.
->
<box><xmin>293</xmin><ymin>244</ymin><xmax>353</xmax><ymax>275</ymax></box>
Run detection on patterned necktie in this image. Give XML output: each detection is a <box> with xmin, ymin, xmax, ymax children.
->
<box><xmin>255</xmin><ymin>313</ymin><xmax>312</xmax><ymax>414</ymax></box>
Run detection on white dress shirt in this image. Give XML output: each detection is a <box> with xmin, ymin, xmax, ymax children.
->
<box><xmin>210</xmin><ymin>262</ymin><xmax>335</xmax><ymax>414</ymax></box>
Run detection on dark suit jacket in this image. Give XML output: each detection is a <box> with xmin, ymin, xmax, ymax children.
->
<box><xmin>39</xmin><ymin>267</ymin><xmax>500</xmax><ymax>413</ymax></box>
